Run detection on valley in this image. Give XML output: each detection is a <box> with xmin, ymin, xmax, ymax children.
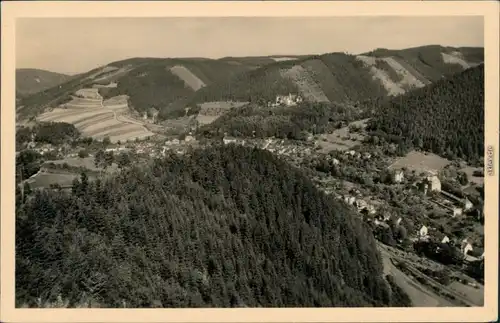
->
<box><xmin>15</xmin><ymin>45</ymin><xmax>486</xmax><ymax>309</ymax></box>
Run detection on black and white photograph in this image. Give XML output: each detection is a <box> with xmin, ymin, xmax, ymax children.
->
<box><xmin>2</xmin><ymin>1</ymin><xmax>499</xmax><ymax>322</ymax></box>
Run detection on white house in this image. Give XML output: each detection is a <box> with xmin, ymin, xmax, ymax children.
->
<box><xmin>460</xmin><ymin>239</ymin><xmax>473</xmax><ymax>256</ymax></box>
<box><xmin>426</xmin><ymin>175</ymin><xmax>442</xmax><ymax>192</ymax></box>
<box><xmin>223</xmin><ymin>137</ymin><xmax>238</xmax><ymax>145</ymax></box>
<box><xmin>452</xmin><ymin>207</ymin><xmax>463</xmax><ymax>217</ymax></box>
<box><xmin>344</xmin><ymin>195</ymin><xmax>356</xmax><ymax>205</ymax></box>
<box><xmin>463</xmin><ymin>198</ymin><xmax>473</xmax><ymax>211</ymax></box>
<box><xmin>419</xmin><ymin>225</ymin><xmax>429</xmax><ymax>239</ymax></box>
<box><xmin>441</xmin><ymin>236</ymin><xmax>450</xmax><ymax>244</ymax></box>
<box><xmin>394</xmin><ymin>170</ymin><xmax>404</xmax><ymax>183</ymax></box>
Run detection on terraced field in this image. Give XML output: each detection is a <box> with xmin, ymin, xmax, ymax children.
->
<box><xmin>280</xmin><ymin>65</ymin><xmax>330</xmax><ymax>103</ymax></box>
<box><xmin>37</xmin><ymin>89</ymin><xmax>154</xmax><ymax>143</ymax></box>
<box><xmin>169</xmin><ymin>65</ymin><xmax>206</xmax><ymax>91</ymax></box>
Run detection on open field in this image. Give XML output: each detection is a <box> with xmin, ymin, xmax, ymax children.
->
<box><xmin>49</xmin><ymin>156</ymin><xmax>119</xmax><ymax>173</ymax></box>
<box><xmin>37</xmin><ymin>89</ymin><xmax>154</xmax><ymax>143</ymax></box>
<box><xmin>170</xmin><ymin>65</ymin><xmax>206</xmax><ymax>91</ymax></box>
<box><xmin>196</xmin><ymin>101</ymin><xmax>248</xmax><ymax>125</ymax></box>
<box><xmin>75</xmin><ymin>88</ymin><xmax>102</xmax><ymax>99</ymax></box>
<box><xmin>26</xmin><ymin>172</ymin><xmax>78</xmax><ymax>189</ymax></box>
<box><xmin>50</xmin><ymin>156</ymin><xmax>99</xmax><ymax>171</ymax></box>
<box><xmin>38</xmin><ymin>108</ymin><xmax>111</xmax><ymax>123</ymax></box>
<box><xmin>441</xmin><ymin>52</ymin><xmax>470</xmax><ymax>69</ymax></box>
<box><xmin>280</xmin><ymin>65</ymin><xmax>330</xmax><ymax>103</ymax></box>
<box><xmin>388</xmin><ymin>151</ymin><xmax>451</xmax><ymax>173</ymax></box>
<box><xmin>103</xmin><ymin>95</ymin><xmax>129</xmax><ymax>110</ymax></box>
<box><xmin>316</xmin><ymin>119</ymin><xmax>369</xmax><ymax>153</ymax></box>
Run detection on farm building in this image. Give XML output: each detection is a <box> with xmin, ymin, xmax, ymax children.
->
<box><xmin>441</xmin><ymin>235</ymin><xmax>450</xmax><ymax>244</ymax></box>
<box><xmin>223</xmin><ymin>136</ymin><xmax>238</xmax><ymax>145</ymax></box>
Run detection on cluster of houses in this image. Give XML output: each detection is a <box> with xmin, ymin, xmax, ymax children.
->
<box><xmin>344</xmin><ymin>149</ymin><xmax>372</xmax><ymax>160</ymax></box>
<box><xmin>268</xmin><ymin>93</ymin><xmax>303</xmax><ymax>108</ymax></box>
<box><xmin>391</xmin><ymin>169</ymin><xmax>475</xmax><ymax>218</ymax></box>
<box><xmin>416</xmin><ymin>224</ymin><xmax>484</xmax><ymax>263</ymax></box>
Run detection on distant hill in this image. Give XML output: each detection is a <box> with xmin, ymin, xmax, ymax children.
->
<box><xmin>16</xmin><ymin>45</ymin><xmax>483</xmax><ymax>123</ymax></box>
<box><xmin>366</xmin><ymin>64</ymin><xmax>484</xmax><ymax>165</ymax></box>
<box><xmin>190</xmin><ymin>45</ymin><xmax>483</xmax><ymax>106</ymax></box>
<box><xmin>16</xmin><ymin>144</ymin><xmax>407</xmax><ymax>307</ymax></box>
<box><xmin>16</xmin><ymin>68</ymin><xmax>73</xmax><ymax>96</ymax></box>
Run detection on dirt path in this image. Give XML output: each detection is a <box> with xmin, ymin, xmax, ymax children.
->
<box><xmin>97</xmin><ymin>93</ymin><xmax>150</xmax><ymax>134</ymax></box>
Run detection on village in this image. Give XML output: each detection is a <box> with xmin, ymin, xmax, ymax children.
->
<box><xmin>18</xmin><ymin>108</ymin><xmax>485</xmax><ymax>307</ymax></box>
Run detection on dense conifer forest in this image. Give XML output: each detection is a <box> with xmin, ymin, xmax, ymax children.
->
<box><xmin>366</xmin><ymin>64</ymin><xmax>484</xmax><ymax>165</ymax></box>
<box><xmin>16</xmin><ymin>145</ymin><xmax>407</xmax><ymax>308</ymax></box>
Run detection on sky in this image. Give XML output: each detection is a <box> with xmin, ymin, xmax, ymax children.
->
<box><xmin>16</xmin><ymin>16</ymin><xmax>484</xmax><ymax>75</ymax></box>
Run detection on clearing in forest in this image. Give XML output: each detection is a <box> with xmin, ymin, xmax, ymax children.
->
<box><xmin>196</xmin><ymin>101</ymin><xmax>248</xmax><ymax>125</ymax></box>
<box><xmin>316</xmin><ymin>119</ymin><xmax>369</xmax><ymax>153</ymax></box>
<box><xmin>280</xmin><ymin>65</ymin><xmax>330</xmax><ymax>103</ymax></box>
<box><xmin>381</xmin><ymin>57</ymin><xmax>427</xmax><ymax>91</ymax></box>
<box><xmin>356</xmin><ymin>55</ymin><xmax>405</xmax><ymax>96</ymax></box>
<box><xmin>388</xmin><ymin>151</ymin><xmax>451</xmax><ymax>174</ymax></box>
<box><xmin>441</xmin><ymin>51</ymin><xmax>470</xmax><ymax>69</ymax></box>
<box><xmin>169</xmin><ymin>65</ymin><xmax>206</xmax><ymax>91</ymax></box>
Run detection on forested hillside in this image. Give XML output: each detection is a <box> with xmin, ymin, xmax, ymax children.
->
<box><xmin>16</xmin><ymin>69</ymin><xmax>72</xmax><ymax>96</ymax></box>
<box><xmin>190</xmin><ymin>46</ymin><xmax>483</xmax><ymax>106</ymax></box>
<box><xmin>197</xmin><ymin>100</ymin><xmax>375</xmax><ymax>140</ymax></box>
<box><xmin>16</xmin><ymin>145</ymin><xmax>405</xmax><ymax>308</ymax></box>
<box><xmin>366</xmin><ymin>64</ymin><xmax>484</xmax><ymax>165</ymax></box>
